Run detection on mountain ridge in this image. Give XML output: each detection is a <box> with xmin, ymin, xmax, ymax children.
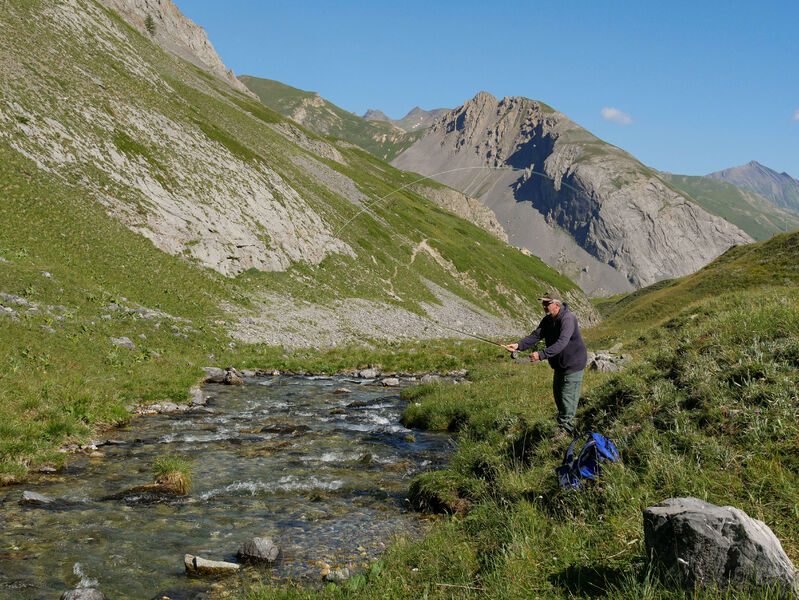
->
<box><xmin>707</xmin><ymin>160</ymin><xmax>799</xmax><ymax>215</ymax></box>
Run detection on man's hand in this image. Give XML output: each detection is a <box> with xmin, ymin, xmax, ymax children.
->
<box><xmin>530</xmin><ymin>351</ymin><xmax>541</xmax><ymax>362</ymax></box>
<box><xmin>504</xmin><ymin>343</ymin><xmax>519</xmax><ymax>352</ymax></box>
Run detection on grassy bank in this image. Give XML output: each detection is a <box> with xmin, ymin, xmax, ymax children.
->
<box><xmin>243</xmin><ymin>251</ymin><xmax>799</xmax><ymax>599</ymax></box>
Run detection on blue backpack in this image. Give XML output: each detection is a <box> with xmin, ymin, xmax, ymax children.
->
<box><xmin>556</xmin><ymin>433</ymin><xmax>620</xmax><ymax>489</ymax></box>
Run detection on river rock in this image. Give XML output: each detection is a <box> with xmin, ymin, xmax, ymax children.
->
<box><xmin>184</xmin><ymin>554</ymin><xmax>240</xmax><ymax>576</ymax></box>
<box><xmin>324</xmin><ymin>567</ymin><xmax>350</xmax><ymax>583</ymax></box>
<box><xmin>420</xmin><ymin>374</ymin><xmax>442</xmax><ymax>385</ymax></box>
<box><xmin>110</xmin><ymin>336</ymin><xmax>135</xmax><ymax>350</ymax></box>
<box><xmin>644</xmin><ymin>497</ymin><xmax>799</xmax><ymax>595</ymax></box>
<box><xmin>358</xmin><ymin>368</ymin><xmax>379</xmax><ymax>379</ymax></box>
<box><xmin>203</xmin><ymin>367</ymin><xmax>226</xmax><ymax>383</ymax></box>
<box><xmin>223</xmin><ymin>370</ymin><xmax>244</xmax><ymax>385</ymax></box>
<box><xmin>189</xmin><ymin>386</ymin><xmax>206</xmax><ymax>406</ymax></box>
<box><xmin>381</xmin><ymin>377</ymin><xmax>400</xmax><ymax>387</ymax></box>
<box><xmin>60</xmin><ymin>589</ymin><xmax>108</xmax><ymax>600</ymax></box>
<box><xmin>333</xmin><ymin>387</ymin><xmax>352</xmax><ymax>394</ymax></box>
<box><xmin>20</xmin><ymin>491</ymin><xmax>55</xmax><ymax>505</ymax></box>
<box><xmin>237</xmin><ymin>536</ymin><xmax>280</xmax><ymax>564</ymax></box>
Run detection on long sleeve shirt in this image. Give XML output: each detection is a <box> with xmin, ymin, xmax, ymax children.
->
<box><xmin>517</xmin><ymin>304</ymin><xmax>588</xmax><ymax>374</ymax></box>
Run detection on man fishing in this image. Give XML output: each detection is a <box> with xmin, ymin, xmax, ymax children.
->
<box><xmin>504</xmin><ymin>292</ymin><xmax>588</xmax><ymax>440</ymax></box>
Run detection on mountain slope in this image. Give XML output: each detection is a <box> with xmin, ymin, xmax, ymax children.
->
<box><xmin>661</xmin><ymin>172</ymin><xmax>799</xmax><ymax>240</ymax></box>
<box><xmin>393</xmin><ymin>92</ymin><xmax>752</xmax><ymax>295</ymax></box>
<box><xmin>707</xmin><ymin>160</ymin><xmax>799</xmax><ymax>215</ymax></box>
<box><xmin>240</xmin><ymin>76</ymin><xmax>424</xmax><ymax>161</ymax></box>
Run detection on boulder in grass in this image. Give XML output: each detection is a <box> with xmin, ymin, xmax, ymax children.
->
<box><xmin>644</xmin><ymin>497</ymin><xmax>799</xmax><ymax>597</ymax></box>
<box><xmin>184</xmin><ymin>554</ymin><xmax>240</xmax><ymax>576</ymax></box>
<box><xmin>237</xmin><ymin>537</ymin><xmax>280</xmax><ymax>564</ymax></box>
<box><xmin>60</xmin><ymin>590</ymin><xmax>108</xmax><ymax>600</ymax></box>
<box><xmin>110</xmin><ymin>336</ymin><xmax>135</xmax><ymax>350</ymax></box>
<box><xmin>202</xmin><ymin>367</ymin><xmax>226</xmax><ymax>383</ymax></box>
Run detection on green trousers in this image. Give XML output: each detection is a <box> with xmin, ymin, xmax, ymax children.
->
<box><xmin>552</xmin><ymin>369</ymin><xmax>584</xmax><ymax>433</ymax></box>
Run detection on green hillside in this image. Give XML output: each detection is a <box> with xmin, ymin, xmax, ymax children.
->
<box><xmin>662</xmin><ymin>173</ymin><xmax>799</xmax><ymax>240</ymax></box>
<box><xmin>240</xmin><ymin>76</ymin><xmax>424</xmax><ymax>160</ymax></box>
<box><xmin>592</xmin><ymin>231</ymin><xmax>799</xmax><ymax>341</ymax></box>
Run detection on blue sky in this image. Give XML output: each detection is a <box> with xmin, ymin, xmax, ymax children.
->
<box><xmin>176</xmin><ymin>0</ymin><xmax>797</xmax><ymax>176</ymax></box>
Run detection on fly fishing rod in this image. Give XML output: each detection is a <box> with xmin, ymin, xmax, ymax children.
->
<box><xmin>427</xmin><ymin>320</ymin><xmax>528</xmax><ymax>361</ymax></box>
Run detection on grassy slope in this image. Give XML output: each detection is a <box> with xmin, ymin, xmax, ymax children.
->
<box><xmin>240</xmin><ymin>76</ymin><xmax>424</xmax><ymax>161</ymax></box>
<box><xmin>662</xmin><ymin>173</ymin><xmax>799</xmax><ymax>240</ymax></box>
<box><xmin>591</xmin><ymin>232</ymin><xmax>799</xmax><ymax>343</ymax></box>
<box><xmin>0</xmin><ymin>0</ymin><xmax>579</xmax><ymax>480</ymax></box>
<box><xmin>247</xmin><ymin>234</ymin><xmax>799</xmax><ymax>599</ymax></box>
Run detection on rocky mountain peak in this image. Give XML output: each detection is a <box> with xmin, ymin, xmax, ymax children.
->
<box><xmin>98</xmin><ymin>0</ymin><xmax>255</xmax><ymax>97</ymax></box>
<box><xmin>394</xmin><ymin>93</ymin><xmax>751</xmax><ymax>294</ymax></box>
<box><xmin>363</xmin><ymin>108</ymin><xmax>390</xmax><ymax>122</ymax></box>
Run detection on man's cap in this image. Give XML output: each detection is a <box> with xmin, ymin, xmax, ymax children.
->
<box><xmin>537</xmin><ymin>292</ymin><xmax>563</xmax><ymax>304</ymax></box>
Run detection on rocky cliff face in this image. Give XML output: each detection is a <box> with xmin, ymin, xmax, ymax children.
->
<box><xmin>393</xmin><ymin>92</ymin><xmax>752</xmax><ymax>294</ymax></box>
<box><xmin>707</xmin><ymin>161</ymin><xmax>799</xmax><ymax>215</ymax></box>
<box><xmin>99</xmin><ymin>0</ymin><xmax>255</xmax><ymax>97</ymax></box>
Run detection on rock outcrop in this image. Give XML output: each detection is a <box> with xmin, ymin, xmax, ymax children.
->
<box><xmin>644</xmin><ymin>497</ymin><xmax>799</xmax><ymax>596</ymax></box>
<box><xmin>393</xmin><ymin>92</ymin><xmax>752</xmax><ymax>294</ymax></box>
<box><xmin>98</xmin><ymin>0</ymin><xmax>255</xmax><ymax>97</ymax></box>
<box><xmin>0</xmin><ymin>0</ymin><xmax>354</xmax><ymax>277</ymax></box>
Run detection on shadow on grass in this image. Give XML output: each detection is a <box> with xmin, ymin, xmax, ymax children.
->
<box><xmin>506</xmin><ymin>420</ymin><xmax>553</xmax><ymax>467</ymax></box>
<box><xmin>549</xmin><ymin>563</ymin><xmax>628</xmax><ymax>597</ymax></box>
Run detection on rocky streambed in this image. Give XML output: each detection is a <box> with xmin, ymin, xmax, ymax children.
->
<box><xmin>0</xmin><ymin>375</ymin><xmax>452</xmax><ymax>599</ymax></box>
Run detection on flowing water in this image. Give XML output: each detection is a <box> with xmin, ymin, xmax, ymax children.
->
<box><xmin>0</xmin><ymin>375</ymin><xmax>451</xmax><ymax>599</ymax></box>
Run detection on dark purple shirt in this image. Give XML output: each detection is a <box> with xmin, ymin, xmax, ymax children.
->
<box><xmin>517</xmin><ymin>304</ymin><xmax>587</xmax><ymax>374</ymax></box>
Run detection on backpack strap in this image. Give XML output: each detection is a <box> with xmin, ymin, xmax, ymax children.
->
<box><xmin>591</xmin><ymin>433</ymin><xmax>620</xmax><ymax>462</ymax></box>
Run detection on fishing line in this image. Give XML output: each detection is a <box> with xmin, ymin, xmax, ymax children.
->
<box><xmin>333</xmin><ymin>165</ymin><xmax>590</xmax><ymax>239</ymax></box>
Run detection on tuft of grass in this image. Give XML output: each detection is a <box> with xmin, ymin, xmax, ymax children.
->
<box><xmin>152</xmin><ymin>455</ymin><xmax>192</xmax><ymax>495</ymax></box>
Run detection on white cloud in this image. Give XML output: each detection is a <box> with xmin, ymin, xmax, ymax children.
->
<box><xmin>793</xmin><ymin>108</ymin><xmax>799</xmax><ymax>121</ymax></box>
<box><xmin>601</xmin><ymin>107</ymin><xmax>633</xmax><ymax>125</ymax></box>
